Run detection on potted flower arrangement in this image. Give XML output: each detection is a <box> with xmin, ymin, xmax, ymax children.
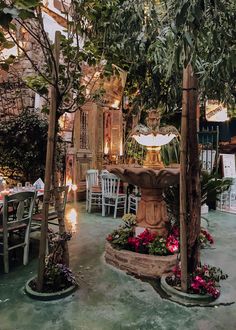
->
<box><xmin>199</xmin><ymin>228</ymin><xmax>214</xmax><ymax>248</ymax></box>
<box><xmin>162</xmin><ymin>263</ymin><xmax>228</xmax><ymax>302</ymax></box>
<box><xmin>25</xmin><ymin>231</ymin><xmax>78</xmax><ymax>300</ymax></box>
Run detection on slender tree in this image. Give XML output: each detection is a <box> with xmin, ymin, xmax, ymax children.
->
<box><xmin>0</xmin><ymin>0</ymin><xmax>103</xmax><ymax>291</ymax></box>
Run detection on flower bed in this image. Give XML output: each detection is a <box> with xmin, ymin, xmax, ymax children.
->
<box><xmin>106</xmin><ymin>214</ymin><xmax>179</xmax><ymax>257</ymax></box>
<box><xmin>25</xmin><ymin>230</ymin><xmax>78</xmax><ymax>300</ymax></box>
<box><xmin>105</xmin><ymin>214</ymin><xmax>179</xmax><ymax>277</ymax></box>
<box><xmin>165</xmin><ymin>264</ymin><xmax>228</xmax><ymax>299</ymax></box>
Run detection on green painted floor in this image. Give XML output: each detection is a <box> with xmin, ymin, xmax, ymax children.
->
<box><xmin>0</xmin><ymin>203</ymin><xmax>236</xmax><ymax>330</ymax></box>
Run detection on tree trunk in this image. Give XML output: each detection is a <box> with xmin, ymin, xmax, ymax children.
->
<box><xmin>37</xmin><ymin>31</ymin><xmax>61</xmax><ymax>291</ymax></box>
<box><xmin>179</xmin><ymin>64</ymin><xmax>189</xmax><ymax>292</ymax></box>
<box><xmin>186</xmin><ymin>67</ymin><xmax>201</xmax><ymax>273</ymax></box>
<box><xmin>180</xmin><ymin>64</ymin><xmax>201</xmax><ymax>289</ymax></box>
<box><xmin>52</xmin><ymin>127</ymin><xmax>70</xmax><ymax>267</ymax></box>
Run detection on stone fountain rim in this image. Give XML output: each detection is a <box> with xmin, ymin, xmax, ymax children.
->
<box><xmin>109</xmin><ymin>166</ymin><xmax>180</xmax><ymax>189</ymax></box>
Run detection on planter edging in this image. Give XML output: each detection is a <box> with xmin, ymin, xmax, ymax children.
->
<box><xmin>25</xmin><ymin>277</ymin><xmax>78</xmax><ymax>301</ymax></box>
<box><xmin>105</xmin><ymin>242</ymin><xmax>177</xmax><ymax>278</ymax></box>
<box><xmin>161</xmin><ymin>275</ymin><xmax>216</xmax><ymax>304</ymax></box>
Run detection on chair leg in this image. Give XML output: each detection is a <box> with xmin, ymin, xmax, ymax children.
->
<box><xmin>88</xmin><ymin>194</ymin><xmax>92</xmax><ymax>213</ymax></box>
<box><xmin>114</xmin><ymin>199</ymin><xmax>118</xmax><ymax>219</ymax></box>
<box><xmin>123</xmin><ymin>198</ymin><xmax>127</xmax><ymax>216</ymax></box>
<box><xmin>3</xmin><ymin>237</ymin><xmax>9</xmax><ymax>273</ymax></box>
<box><xmin>23</xmin><ymin>226</ymin><xmax>30</xmax><ymax>265</ymax></box>
<box><xmin>86</xmin><ymin>190</ymin><xmax>88</xmax><ymax>211</ymax></box>
<box><xmin>127</xmin><ymin>196</ymin><xmax>131</xmax><ymax>213</ymax></box>
<box><xmin>3</xmin><ymin>249</ymin><xmax>9</xmax><ymax>273</ymax></box>
<box><xmin>102</xmin><ymin>198</ymin><xmax>105</xmax><ymax>216</ymax></box>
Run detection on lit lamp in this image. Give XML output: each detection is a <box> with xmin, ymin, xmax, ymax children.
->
<box><xmin>132</xmin><ymin>110</ymin><xmax>178</xmax><ymax>169</ymax></box>
<box><xmin>104</xmin><ymin>141</ymin><xmax>109</xmax><ymax>155</ymax></box>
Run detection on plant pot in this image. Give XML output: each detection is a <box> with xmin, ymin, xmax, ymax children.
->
<box><xmin>160</xmin><ymin>275</ymin><xmax>216</xmax><ymax>305</ymax></box>
<box><xmin>25</xmin><ymin>277</ymin><xmax>78</xmax><ymax>301</ymax></box>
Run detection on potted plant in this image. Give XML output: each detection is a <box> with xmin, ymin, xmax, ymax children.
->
<box><xmin>25</xmin><ymin>231</ymin><xmax>78</xmax><ymax>300</ymax></box>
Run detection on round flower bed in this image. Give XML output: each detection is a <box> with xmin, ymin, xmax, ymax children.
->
<box><xmin>25</xmin><ymin>276</ymin><xmax>78</xmax><ymax>301</ymax></box>
<box><xmin>25</xmin><ymin>231</ymin><xmax>78</xmax><ymax>301</ymax></box>
<box><xmin>161</xmin><ymin>264</ymin><xmax>228</xmax><ymax>305</ymax></box>
<box><xmin>105</xmin><ymin>214</ymin><xmax>179</xmax><ymax>277</ymax></box>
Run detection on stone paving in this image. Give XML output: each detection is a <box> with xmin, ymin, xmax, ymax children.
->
<box><xmin>0</xmin><ymin>202</ymin><xmax>236</xmax><ymax>330</ymax></box>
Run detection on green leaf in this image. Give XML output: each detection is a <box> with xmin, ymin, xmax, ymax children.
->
<box><xmin>184</xmin><ymin>31</ymin><xmax>193</xmax><ymax>48</ymax></box>
<box><xmin>2</xmin><ymin>40</ymin><xmax>15</xmax><ymax>49</ymax></box>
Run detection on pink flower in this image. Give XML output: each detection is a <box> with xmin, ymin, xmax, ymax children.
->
<box><xmin>166</xmin><ymin>235</ymin><xmax>179</xmax><ymax>253</ymax></box>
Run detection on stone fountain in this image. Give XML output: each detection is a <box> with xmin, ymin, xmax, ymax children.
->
<box><xmin>110</xmin><ymin>167</ymin><xmax>179</xmax><ymax>237</ymax></box>
<box><xmin>105</xmin><ymin>110</ymin><xmax>180</xmax><ymax>277</ymax></box>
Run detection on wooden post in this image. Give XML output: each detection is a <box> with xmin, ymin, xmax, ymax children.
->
<box><xmin>37</xmin><ymin>31</ymin><xmax>61</xmax><ymax>291</ymax></box>
<box><xmin>179</xmin><ymin>64</ymin><xmax>190</xmax><ymax>292</ymax></box>
<box><xmin>180</xmin><ymin>63</ymin><xmax>201</xmax><ymax>291</ymax></box>
<box><xmin>187</xmin><ymin>67</ymin><xmax>201</xmax><ymax>273</ymax></box>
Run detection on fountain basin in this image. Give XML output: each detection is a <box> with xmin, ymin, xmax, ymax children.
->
<box><xmin>105</xmin><ymin>242</ymin><xmax>177</xmax><ymax>278</ymax></box>
<box><xmin>110</xmin><ymin>167</ymin><xmax>180</xmax><ymax>236</ymax></box>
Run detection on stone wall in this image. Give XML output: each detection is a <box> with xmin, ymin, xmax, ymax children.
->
<box><xmin>0</xmin><ymin>28</ymin><xmax>44</xmax><ymax>120</ymax></box>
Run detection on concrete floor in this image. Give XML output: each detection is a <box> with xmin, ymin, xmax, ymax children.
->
<box><xmin>0</xmin><ymin>203</ymin><xmax>236</xmax><ymax>330</ymax></box>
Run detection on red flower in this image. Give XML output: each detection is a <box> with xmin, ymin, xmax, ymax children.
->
<box><xmin>166</xmin><ymin>235</ymin><xmax>179</xmax><ymax>253</ymax></box>
<box><xmin>106</xmin><ymin>235</ymin><xmax>113</xmax><ymax>242</ymax></box>
<box><xmin>128</xmin><ymin>237</ymin><xmax>140</xmax><ymax>252</ymax></box>
<box><xmin>200</xmin><ymin>229</ymin><xmax>214</xmax><ymax>245</ymax></box>
<box><xmin>128</xmin><ymin>229</ymin><xmax>156</xmax><ymax>252</ymax></box>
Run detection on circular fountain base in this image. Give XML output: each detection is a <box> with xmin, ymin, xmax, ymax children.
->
<box><xmin>105</xmin><ymin>242</ymin><xmax>177</xmax><ymax>278</ymax></box>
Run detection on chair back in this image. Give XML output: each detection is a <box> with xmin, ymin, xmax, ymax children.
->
<box><xmin>86</xmin><ymin>170</ymin><xmax>99</xmax><ymax>190</ymax></box>
<box><xmin>3</xmin><ymin>191</ymin><xmax>36</xmax><ymax>232</ymax></box>
<box><xmin>101</xmin><ymin>173</ymin><xmax>120</xmax><ymax>198</ymax></box>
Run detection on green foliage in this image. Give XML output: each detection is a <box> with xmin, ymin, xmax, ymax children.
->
<box><xmin>164</xmin><ymin>184</ymin><xmax>180</xmax><ymax>223</ymax></box>
<box><xmin>201</xmin><ymin>171</ymin><xmax>232</xmax><ymax>206</ymax></box>
<box><xmin>122</xmin><ymin>213</ymin><xmax>137</xmax><ymax>227</ymax></box>
<box><xmin>161</xmin><ymin>139</ymin><xmax>180</xmax><ymax>166</ymax></box>
<box><xmin>107</xmin><ymin>213</ymin><xmax>136</xmax><ymax>249</ymax></box>
<box><xmin>148</xmin><ymin>237</ymin><xmax>169</xmax><ymax>256</ymax></box>
<box><xmin>0</xmin><ymin>109</ymin><xmax>48</xmax><ymax>183</ymax></box>
<box><xmin>164</xmin><ymin>171</ymin><xmax>233</xmax><ymax>218</ymax></box>
<box><xmin>154</xmin><ymin>0</ymin><xmax>236</xmax><ymax>106</ymax></box>
<box><xmin>24</xmin><ymin>75</ymin><xmax>48</xmax><ymax>96</ymax></box>
<box><xmin>125</xmin><ymin>139</ymin><xmax>145</xmax><ymax>164</ymax></box>
<box><xmin>0</xmin><ymin>0</ymin><xmax>103</xmax><ymax>116</ymax></box>
<box><xmin>107</xmin><ymin>226</ymin><xmax>133</xmax><ymax>250</ymax></box>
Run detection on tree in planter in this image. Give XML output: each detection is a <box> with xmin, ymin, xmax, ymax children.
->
<box><xmin>0</xmin><ymin>108</ymin><xmax>47</xmax><ymax>184</ymax></box>
<box><xmin>154</xmin><ymin>0</ymin><xmax>236</xmax><ymax>291</ymax></box>
<box><xmin>0</xmin><ymin>0</ymin><xmax>103</xmax><ymax>291</ymax></box>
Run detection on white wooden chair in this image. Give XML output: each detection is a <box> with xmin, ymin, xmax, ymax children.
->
<box><xmin>86</xmin><ymin>169</ymin><xmax>102</xmax><ymax>213</ymax></box>
<box><xmin>101</xmin><ymin>173</ymin><xmax>127</xmax><ymax>219</ymax></box>
<box><xmin>127</xmin><ymin>185</ymin><xmax>141</xmax><ymax>214</ymax></box>
<box><xmin>0</xmin><ymin>191</ymin><xmax>36</xmax><ymax>273</ymax></box>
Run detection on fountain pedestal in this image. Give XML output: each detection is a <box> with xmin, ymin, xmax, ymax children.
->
<box><xmin>137</xmin><ymin>188</ymin><xmax>168</xmax><ymax>236</ymax></box>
